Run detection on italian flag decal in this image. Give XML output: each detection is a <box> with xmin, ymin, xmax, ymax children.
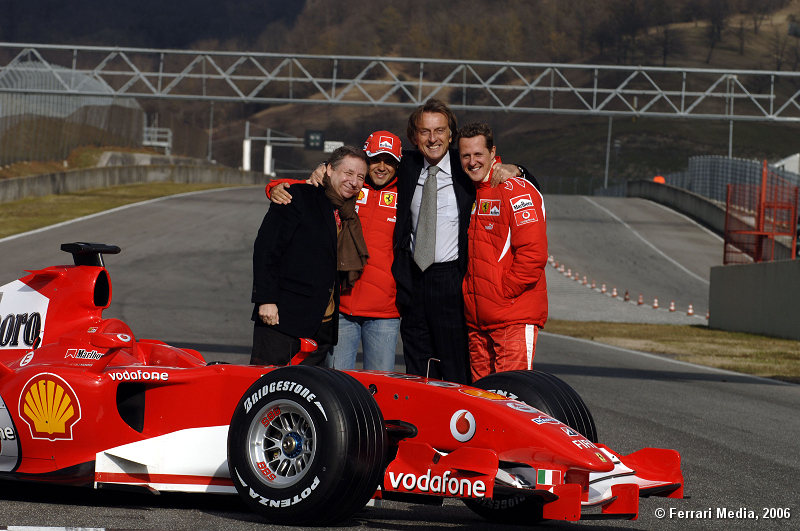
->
<box><xmin>537</xmin><ymin>469</ymin><xmax>562</xmax><ymax>486</ymax></box>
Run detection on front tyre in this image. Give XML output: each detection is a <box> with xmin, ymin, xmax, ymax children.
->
<box><xmin>228</xmin><ymin>366</ymin><xmax>386</xmax><ymax>525</ymax></box>
<box><xmin>475</xmin><ymin>369</ymin><xmax>597</xmax><ymax>442</ymax></box>
<box><xmin>464</xmin><ymin>370</ymin><xmax>597</xmax><ymax>523</ymax></box>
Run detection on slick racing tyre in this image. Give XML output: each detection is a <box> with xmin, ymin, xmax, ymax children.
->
<box><xmin>475</xmin><ymin>369</ymin><xmax>597</xmax><ymax>442</ymax></box>
<box><xmin>228</xmin><ymin>366</ymin><xmax>386</xmax><ymax>525</ymax></box>
<box><xmin>463</xmin><ymin>370</ymin><xmax>597</xmax><ymax>524</ymax></box>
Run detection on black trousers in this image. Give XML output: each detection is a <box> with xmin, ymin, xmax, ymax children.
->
<box><xmin>399</xmin><ymin>261</ymin><xmax>470</xmax><ymax>384</ymax></box>
<box><xmin>251</xmin><ymin>320</ymin><xmax>332</xmax><ymax>367</ymax></box>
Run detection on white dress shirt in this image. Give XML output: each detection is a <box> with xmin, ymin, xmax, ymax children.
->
<box><xmin>410</xmin><ymin>151</ymin><xmax>460</xmax><ymax>264</ymax></box>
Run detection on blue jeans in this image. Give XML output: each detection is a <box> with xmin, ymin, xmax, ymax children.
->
<box><xmin>327</xmin><ymin>314</ymin><xmax>400</xmax><ymax>371</ymax></box>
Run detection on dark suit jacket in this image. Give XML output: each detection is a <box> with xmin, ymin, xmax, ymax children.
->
<box><xmin>392</xmin><ymin>148</ymin><xmax>476</xmax><ymax>309</ymax></box>
<box><xmin>252</xmin><ymin>184</ymin><xmax>338</xmax><ymax>339</ymax></box>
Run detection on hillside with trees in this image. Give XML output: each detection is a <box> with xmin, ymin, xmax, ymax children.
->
<box><xmin>3</xmin><ymin>0</ymin><xmax>800</xmax><ymax>185</ymax></box>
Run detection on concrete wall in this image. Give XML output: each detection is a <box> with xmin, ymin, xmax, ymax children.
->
<box><xmin>627</xmin><ymin>179</ymin><xmax>726</xmax><ymax>234</ymax></box>
<box><xmin>709</xmin><ymin>259</ymin><xmax>800</xmax><ymax>340</ymax></box>
<box><xmin>631</xmin><ymin>179</ymin><xmax>800</xmax><ymax>338</ymax></box>
<box><xmin>0</xmin><ymin>165</ymin><xmax>268</xmax><ymax>203</ymax></box>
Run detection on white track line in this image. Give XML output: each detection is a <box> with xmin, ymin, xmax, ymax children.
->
<box><xmin>646</xmin><ymin>199</ymin><xmax>724</xmax><ymax>242</ymax></box>
<box><xmin>0</xmin><ymin>186</ymin><xmax>256</xmax><ymax>245</ymax></box>
<box><xmin>583</xmin><ymin>196</ymin><xmax>709</xmax><ymax>285</ymax></box>
<box><xmin>541</xmin><ymin>331</ymin><xmax>794</xmax><ymax>386</ymax></box>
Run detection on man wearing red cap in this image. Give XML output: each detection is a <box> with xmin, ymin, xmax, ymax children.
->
<box><xmin>266</xmin><ymin>131</ymin><xmax>404</xmax><ymax>371</ymax></box>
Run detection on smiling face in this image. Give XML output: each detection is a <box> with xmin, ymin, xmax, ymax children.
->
<box><xmin>328</xmin><ymin>155</ymin><xmax>367</xmax><ymax>198</ymax></box>
<box><xmin>367</xmin><ymin>153</ymin><xmax>399</xmax><ymax>186</ymax></box>
<box><xmin>413</xmin><ymin>111</ymin><xmax>452</xmax><ymax>165</ymax></box>
<box><xmin>459</xmin><ymin>135</ymin><xmax>496</xmax><ymax>183</ymax></box>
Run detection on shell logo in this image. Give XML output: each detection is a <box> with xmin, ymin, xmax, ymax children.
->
<box><xmin>18</xmin><ymin>373</ymin><xmax>81</xmax><ymax>441</ymax></box>
<box><xmin>450</xmin><ymin>409</ymin><xmax>476</xmax><ymax>443</ymax></box>
<box><xmin>459</xmin><ymin>388</ymin><xmax>507</xmax><ymax>400</ymax></box>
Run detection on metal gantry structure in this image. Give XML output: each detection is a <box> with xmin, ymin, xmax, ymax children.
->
<box><xmin>2</xmin><ymin>42</ymin><xmax>800</xmax><ymax>122</ymax></box>
<box><xmin>3</xmin><ymin>42</ymin><xmax>800</xmax><ymax>179</ymax></box>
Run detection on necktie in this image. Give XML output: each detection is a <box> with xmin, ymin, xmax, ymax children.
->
<box><xmin>414</xmin><ymin>165</ymin><xmax>440</xmax><ymax>271</ymax></box>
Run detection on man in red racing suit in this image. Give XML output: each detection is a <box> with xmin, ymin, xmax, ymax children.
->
<box><xmin>458</xmin><ymin>122</ymin><xmax>548</xmax><ymax>381</ymax></box>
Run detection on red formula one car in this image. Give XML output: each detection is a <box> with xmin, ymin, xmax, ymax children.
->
<box><xmin>0</xmin><ymin>243</ymin><xmax>684</xmax><ymax>525</ymax></box>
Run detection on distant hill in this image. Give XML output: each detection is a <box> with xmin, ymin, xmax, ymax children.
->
<box><xmin>0</xmin><ymin>0</ymin><xmax>303</xmax><ymax>48</ymax></box>
<box><xmin>3</xmin><ymin>0</ymin><xmax>800</xmax><ymax>186</ymax></box>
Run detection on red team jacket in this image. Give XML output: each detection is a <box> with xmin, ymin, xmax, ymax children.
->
<box><xmin>462</xmin><ymin>170</ymin><xmax>548</xmax><ymax>331</ymax></box>
<box><xmin>265</xmin><ymin>178</ymin><xmax>400</xmax><ymax>318</ymax></box>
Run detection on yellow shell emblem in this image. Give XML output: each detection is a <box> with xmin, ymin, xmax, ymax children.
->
<box><xmin>19</xmin><ymin>373</ymin><xmax>81</xmax><ymax>440</ymax></box>
<box><xmin>459</xmin><ymin>388</ymin><xmax>507</xmax><ymax>400</ymax></box>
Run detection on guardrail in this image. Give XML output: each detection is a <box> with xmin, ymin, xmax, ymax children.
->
<box><xmin>0</xmin><ymin>165</ymin><xmax>267</xmax><ymax>204</ymax></box>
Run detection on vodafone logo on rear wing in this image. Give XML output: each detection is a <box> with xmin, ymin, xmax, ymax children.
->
<box><xmin>0</xmin><ymin>280</ymin><xmax>49</xmax><ymax>350</ymax></box>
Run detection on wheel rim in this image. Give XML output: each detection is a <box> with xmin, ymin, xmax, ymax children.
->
<box><xmin>246</xmin><ymin>399</ymin><xmax>317</xmax><ymax>488</ymax></box>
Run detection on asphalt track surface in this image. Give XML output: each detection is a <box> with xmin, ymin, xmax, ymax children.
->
<box><xmin>0</xmin><ymin>187</ymin><xmax>797</xmax><ymax>530</ymax></box>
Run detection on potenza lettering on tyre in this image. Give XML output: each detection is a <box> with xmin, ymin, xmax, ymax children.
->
<box><xmin>236</xmin><ymin>468</ymin><xmax>321</xmax><ymax>507</ymax></box>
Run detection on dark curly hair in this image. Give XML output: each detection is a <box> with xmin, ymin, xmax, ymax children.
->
<box><xmin>406</xmin><ymin>98</ymin><xmax>458</xmax><ymax>146</ymax></box>
<box><xmin>457</xmin><ymin>122</ymin><xmax>494</xmax><ymax>150</ymax></box>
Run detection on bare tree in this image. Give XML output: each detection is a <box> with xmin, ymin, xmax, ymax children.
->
<box><xmin>736</xmin><ymin>18</ymin><xmax>747</xmax><ymax>55</ymax></box>
<box><xmin>704</xmin><ymin>0</ymin><xmax>730</xmax><ymax>64</ymax></box>
<box><xmin>771</xmin><ymin>27</ymin><xmax>789</xmax><ymax>70</ymax></box>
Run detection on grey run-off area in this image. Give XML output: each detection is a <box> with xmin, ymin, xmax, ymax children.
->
<box><xmin>0</xmin><ymin>187</ymin><xmax>796</xmax><ymax>530</ymax></box>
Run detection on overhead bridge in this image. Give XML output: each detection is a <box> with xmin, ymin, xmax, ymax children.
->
<box><xmin>2</xmin><ymin>42</ymin><xmax>800</xmax><ymax>122</ymax></box>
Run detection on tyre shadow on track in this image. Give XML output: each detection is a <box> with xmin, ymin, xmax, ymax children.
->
<box><xmin>0</xmin><ymin>479</ymin><xmax>263</xmax><ymax>527</ymax></box>
<box><xmin>0</xmin><ymin>479</ymin><xmax>645</xmax><ymax>530</ymax></box>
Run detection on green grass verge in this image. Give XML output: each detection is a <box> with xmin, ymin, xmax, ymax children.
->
<box><xmin>0</xmin><ymin>182</ymin><xmax>240</xmax><ymax>239</ymax></box>
<box><xmin>546</xmin><ymin>320</ymin><xmax>800</xmax><ymax>384</ymax></box>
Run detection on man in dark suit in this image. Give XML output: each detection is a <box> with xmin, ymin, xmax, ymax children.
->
<box><xmin>393</xmin><ymin>99</ymin><xmax>537</xmax><ymax>384</ymax></box>
<box><xmin>251</xmin><ymin>146</ymin><xmax>368</xmax><ymax>366</ymax></box>
<box><xmin>392</xmin><ymin>99</ymin><xmax>478</xmax><ymax>384</ymax></box>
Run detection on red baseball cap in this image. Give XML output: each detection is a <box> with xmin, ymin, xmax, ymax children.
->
<box><xmin>363</xmin><ymin>130</ymin><xmax>402</xmax><ymax>162</ymax></box>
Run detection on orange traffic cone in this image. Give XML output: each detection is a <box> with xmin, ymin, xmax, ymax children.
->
<box><xmin>637</xmin><ymin>294</ymin><xmax>643</xmax><ymax>305</ymax></box>
<box><xmin>653</xmin><ymin>298</ymin><xmax>659</xmax><ymax>309</ymax></box>
<box><xmin>669</xmin><ymin>301</ymin><xmax>676</xmax><ymax>312</ymax></box>
<box><xmin>687</xmin><ymin>304</ymin><xmax>694</xmax><ymax>316</ymax></box>
<box><xmin>611</xmin><ymin>287</ymin><xmax>618</xmax><ymax>298</ymax></box>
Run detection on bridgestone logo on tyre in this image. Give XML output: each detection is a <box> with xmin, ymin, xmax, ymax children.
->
<box><xmin>244</xmin><ymin>380</ymin><xmax>318</xmax><ymax>413</ymax></box>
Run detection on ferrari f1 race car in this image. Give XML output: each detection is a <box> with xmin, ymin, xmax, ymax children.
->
<box><xmin>0</xmin><ymin>243</ymin><xmax>684</xmax><ymax>525</ymax></box>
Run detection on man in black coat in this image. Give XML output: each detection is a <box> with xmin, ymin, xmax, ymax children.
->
<box><xmin>251</xmin><ymin>146</ymin><xmax>368</xmax><ymax>366</ymax></box>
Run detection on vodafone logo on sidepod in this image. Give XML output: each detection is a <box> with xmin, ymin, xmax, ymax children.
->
<box><xmin>450</xmin><ymin>409</ymin><xmax>476</xmax><ymax>442</ymax></box>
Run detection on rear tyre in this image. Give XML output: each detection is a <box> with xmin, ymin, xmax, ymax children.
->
<box><xmin>228</xmin><ymin>366</ymin><xmax>386</xmax><ymax>525</ymax></box>
<box><xmin>463</xmin><ymin>370</ymin><xmax>597</xmax><ymax>523</ymax></box>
